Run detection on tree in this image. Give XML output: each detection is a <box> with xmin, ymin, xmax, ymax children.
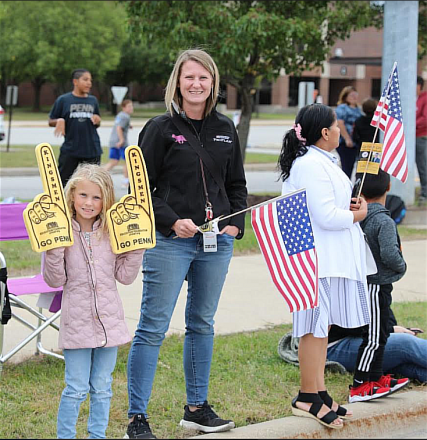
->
<box><xmin>104</xmin><ymin>38</ymin><xmax>173</xmax><ymax>113</ymax></box>
<box><xmin>123</xmin><ymin>0</ymin><xmax>383</xmax><ymax>158</ymax></box>
<box><xmin>0</xmin><ymin>1</ymin><xmax>127</xmax><ymax>110</ymax></box>
<box><xmin>419</xmin><ymin>1</ymin><xmax>427</xmax><ymax>59</ymax></box>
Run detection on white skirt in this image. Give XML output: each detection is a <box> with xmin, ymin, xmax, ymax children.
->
<box><xmin>292</xmin><ymin>277</ymin><xmax>371</xmax><ymax>338</ymax></box>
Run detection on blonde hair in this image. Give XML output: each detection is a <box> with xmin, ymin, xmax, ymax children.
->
<box><xmin>164</xmin><ymin>49</ymin><xmax>220</xmax><ymax>118</ymax></box>
<box><xmin>65</xmin><ymin>164</ymin><xmax>115</xmax><ymax>234</ymax></box>
<box><xmin>337</xmin><ymin>86</ymin><xmax>357</xmax><ymax>106</ymax></box>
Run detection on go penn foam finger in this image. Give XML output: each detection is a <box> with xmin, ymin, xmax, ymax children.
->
<box><xmin>23</xmin><ymin>143</ymin><xmax>74</xmax><ymax>253</ymax></box>
<box><xmin>107</xmin><ymin>146</ymin><xmax>156</xmax><ymax>254</ymax></box>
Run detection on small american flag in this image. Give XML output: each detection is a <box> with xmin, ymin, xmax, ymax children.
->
<box><xmin>251</xmin><ymin>189</ymin><xmax>318</xmax><ymax>313</ymax></box>
<box><xmin>371</xmin><ymin>63</ymin><xmax>408</xmax><ymax>182</ymax></box>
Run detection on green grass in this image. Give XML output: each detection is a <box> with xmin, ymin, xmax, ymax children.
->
<box><xmin>3</xmin><ymin>106</ymin><xmax>296</xmax><ymax>122</ymax></box>
<box><xmin>397</xmin><ymin>225</ymin><xmax>427</xmax><ymax>240</ymax></box>
<box><xmin>0</xmin><ymin>145</ymin><xmax>61</xmax><ymax>168</ymax></box>
<box><xmin>0</xmin><ymin>145</ymin><xmax>112</xmax><ymax>167</ymax></box>
<box><xmin>3</xmin><ymin>105</ymin><xmax>165</xmax><ymax>122</ymax></box>
<box><xmin>0</xmin><ymin>146</ymin><xmax>276</xmax><ymax>168</ymax></box>
<box><xmin>245</xmin><ymin>152</ymin><xmax>277</xmax><ymax>163</ymax></box>
<box><xmin>0</xmin><ymin>302</ymin><xmax>425</xmax><ymax>439</ymax></box>
<box><xmin>250</xmin><ymin>112</ymin><xmax>296</xmax><ymax>120</ymax></box>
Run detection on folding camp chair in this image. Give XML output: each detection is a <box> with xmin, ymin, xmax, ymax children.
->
<box><xmin>0</xmin><ymin>203</ymin><xmax>63</xmax><ymax>377</ymax></box>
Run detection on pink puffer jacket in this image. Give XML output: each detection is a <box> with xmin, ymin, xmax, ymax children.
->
<box><xmin>43</xmin><ymin>218</ymin><xmax>144</xmax><ymax>350</ymax></box>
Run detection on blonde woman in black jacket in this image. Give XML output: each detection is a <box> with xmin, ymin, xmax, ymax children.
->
<box><xmin>125</xmin><ymin>49</ymin><xmax>247</xmax><ymax>439</ymax></box>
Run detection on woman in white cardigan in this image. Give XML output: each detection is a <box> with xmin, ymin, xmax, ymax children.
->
<box><xmin>278</xmin><ymin>104</ymin><xmax>371</xmax><ymax>429</ymax></box>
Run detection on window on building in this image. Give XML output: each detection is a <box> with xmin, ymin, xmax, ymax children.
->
<box><xmin>258</xmin><ymin>78</ymin><xmax>272</xmax><ymax>105</ymax></box>
<box><xmin>371</xmin><ymin>79</ymin><xmax>381</xmax><ymax>101</ymax></box>
<box><xmin>288</xmin><ymin>76</ymin><xmax>319</xmax><ymax>107</ymax></box>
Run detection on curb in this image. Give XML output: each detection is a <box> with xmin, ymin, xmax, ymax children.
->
<box><xmin>188</xmin><ymin>389</ymin><xmax>427</xmax><ymax>439</ymax></box>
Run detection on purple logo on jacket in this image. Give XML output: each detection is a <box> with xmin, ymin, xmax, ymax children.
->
<box><xmin>172</xmin><ymin>134</ymin><xmax>187</xmax><ymax>144</ymax></box>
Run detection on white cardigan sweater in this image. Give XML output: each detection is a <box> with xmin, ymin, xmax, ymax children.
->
<box><xmin>281</xmin><ymin>146</ymin><xmax>369</xmax><ymax>281</ymax></box>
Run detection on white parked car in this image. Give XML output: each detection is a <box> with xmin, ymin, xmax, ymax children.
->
<box><xmin>0</xmin><ymin>105</ymin><xmax>5</xmax><ymax>141</ymax></box>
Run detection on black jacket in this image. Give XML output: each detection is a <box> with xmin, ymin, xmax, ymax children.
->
<box><xmin>352</xmin><ymin>114</ymin><xmax>380</xmax><ymax>150</ymax></box>
<box><xmin>137</xmin><ymin>110</ymin><xmax>247</xmax><ymax>237</ymax></box>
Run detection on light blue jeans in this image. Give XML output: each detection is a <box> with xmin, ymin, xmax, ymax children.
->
<box><xmin>57</xmin><ymin>347</ymin><xmax>118</xmax><ymax>439</ymax></box>
<box><xmin>327</xmin><ymin>333</ymin><xmax>427</xmax><ymax>383</ymax></box>
<box><xmin>127</xmin><ymin>231</ymin><xmax>235</xmax><ymax>418</ymax></box>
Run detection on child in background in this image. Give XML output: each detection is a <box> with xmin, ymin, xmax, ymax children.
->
<box><xmin>352</xmin><ymin>98</ymin><xmax>380</xmax><ymax>152</ymax></box>
<box><xmin>104</xmin><ymin>99</ymin><xmax>134</xmax><ymax>188</ymax></box>
<box><xmin>43</xmin><ymin>164</ymin><xmax>144</xmax><ymax>439</ymax></box>
<box><xmin>349</xmin><ymin>169</ymin><xmax>409</xmax><ymax>403</ymax></box>
<box><xmin>48</xmin><ymin>68</ymin><xmax>102</xmax><ymax>187</ymax></box>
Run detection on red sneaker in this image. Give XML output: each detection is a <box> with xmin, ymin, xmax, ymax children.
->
<box><xmin>377</xmin><ymin>374</ymin><xmax>410</xmax><ymax>394</ymax></box>
<box><xmin>348</xmin><ymin>381</ymin><xmax>390</xmax><ymax>403</ymax></box>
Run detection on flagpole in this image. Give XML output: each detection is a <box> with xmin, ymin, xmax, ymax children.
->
<box><xmin>357</xmin><ymin>61</ymin><xmax>397</xmax><ymax>200</ymax></box>
<box><xmin>173</xmin><ymin>190</ymin><xmax>306</xmax><ymax>239</ymax></box>
<box><xmin>213</xmin><ymin>188</ymin><xmax>305</xmax><ymax>223</ymax></box>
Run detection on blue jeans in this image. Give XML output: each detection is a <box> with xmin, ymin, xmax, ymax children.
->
<box><xmin>57</xmin><ymin>347</ymin><xmax>118</xmax><ymax>439</ymax></box>
<box><xmin>416</xmin><ymin>136</ymin><xmax>427</xmax><ymax>198</ymax></box>
<box><xmin>127</xmin><ymin>231</ymin><xmax>235</xmax><ymax>418</ymax></box>
<box><xmin>327</xmin><ymin>333</ymin><xmax>427</xmax><ymax>383</ymax></box>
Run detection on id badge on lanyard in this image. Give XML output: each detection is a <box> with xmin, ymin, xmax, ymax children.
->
<box><xmin>203</xmin><ymin>231</ymin><xmax>217</xmax><ymax>252</ymax></box>
<box><xmin>202</xmin><ymin>210</ymin><xmax>218</xmax><ymax>253</ymax></box>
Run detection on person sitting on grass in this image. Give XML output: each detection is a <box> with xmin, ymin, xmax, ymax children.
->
<box><xmin>327</xmin><ymin>306</ymin><xmax>426</xmax><ymax>384</ymax></box>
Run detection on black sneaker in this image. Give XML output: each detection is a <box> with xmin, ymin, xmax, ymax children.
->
<box><xmin>179</xmin><ymin>401</ymin><xmax>235</xmax><ymax>433</ymax></box>
<box><xmin>124</xmin><ymin>414</ymin><xmax>156</xmax><ymax>439</ymax></box>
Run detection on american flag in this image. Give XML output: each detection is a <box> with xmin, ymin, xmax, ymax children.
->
<box><xmin>371</xmin><ymin>63</ymin><xmax>408</xmax><ymax>182</ymax></box>
<box><xmin>251</xmin><ymin>189</ymin><xmax>318</xmax><ymax>313</ymax></box>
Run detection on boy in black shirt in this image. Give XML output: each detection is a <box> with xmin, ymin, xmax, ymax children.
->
<box><xmin>352</xmin><ymin>97</ymin><xmax>380</xmax><ymax>152</ymax></box>
<box><xmin>49</xmin><ymin>69</ymin><xmax>102</xmax><ymax>186</ymax></box>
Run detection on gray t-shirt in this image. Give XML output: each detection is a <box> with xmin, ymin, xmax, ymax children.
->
<box><xmin>109</xmin><ymin>111</ymin><xmax>131</xmax><ymax>148</ymax></box>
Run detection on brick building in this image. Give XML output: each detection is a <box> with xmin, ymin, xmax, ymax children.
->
<box><xmin>226</xmin><ymin>26</ymin><xmax>426</xmax><ymax>111</ymax></box>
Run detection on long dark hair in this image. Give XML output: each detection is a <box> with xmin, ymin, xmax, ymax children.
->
<box><xmin>278</xmin><ymin>103</ymin><xmax>336</xmax><ymax>181</ymax></box>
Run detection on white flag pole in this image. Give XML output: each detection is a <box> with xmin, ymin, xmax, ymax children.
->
<box><xmin>173</xmin><ymin>189</ymin><xmax>307</xmax><ymax>238</ymax></box>
<box><xmin>202</xmin><ymin>188</ymin><xmax>305</xmax><ymax>225</ymax></box>
<box><xmin>357</xmin><ymin>61</ymin><xmax>397</xmax><ymax>200</ymax></box>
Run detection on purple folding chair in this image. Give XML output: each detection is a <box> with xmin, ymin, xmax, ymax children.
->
<box><xmin>0</xmin><ymin>203</ymin><xmax>64</xmax><ymax>373</ymax></box>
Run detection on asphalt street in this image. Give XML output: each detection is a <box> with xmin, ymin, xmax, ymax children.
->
<box><xmin>3</xmin><ymin>123</ymin><xmax>289</xmax><ymax>150</ymax></box>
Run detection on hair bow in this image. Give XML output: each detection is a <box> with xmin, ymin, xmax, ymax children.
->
<box><xmin>293</xmin><ymin>123</ymin><xmax>307</xmax><ymax>144</ymax></box>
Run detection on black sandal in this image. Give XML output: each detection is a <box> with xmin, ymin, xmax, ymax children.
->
<box><xmin>291</xmin><ymin>391</ymin><xmax>343</xmax><ymax>429</ymax></box>
<box><xmin>319</xmin><ymin>390</ymin><xmax>352</xmax><ymax>419</ymax></box>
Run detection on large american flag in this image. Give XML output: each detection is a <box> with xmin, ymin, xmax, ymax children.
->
<box><xmin>251</xmin><ymin>189</ymin><xmax>318</xmax><ymax>313</ymax></box>
<box><xmin>371</xmin><ymin>63</ymin><xmax>408</xmax><ymax>182</ymax></box>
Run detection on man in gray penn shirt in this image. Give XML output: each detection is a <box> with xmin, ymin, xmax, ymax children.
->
<box><xmin>348</xmin><ymin>169</ymin><xmax>408</xmax><ymax>403</ymax></box>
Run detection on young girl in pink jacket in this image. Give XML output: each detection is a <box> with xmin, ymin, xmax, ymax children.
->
<box><xmin>43</xmin><ymin>164</ymin><xmax>144</xmax><ymax>439</ymax></box>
